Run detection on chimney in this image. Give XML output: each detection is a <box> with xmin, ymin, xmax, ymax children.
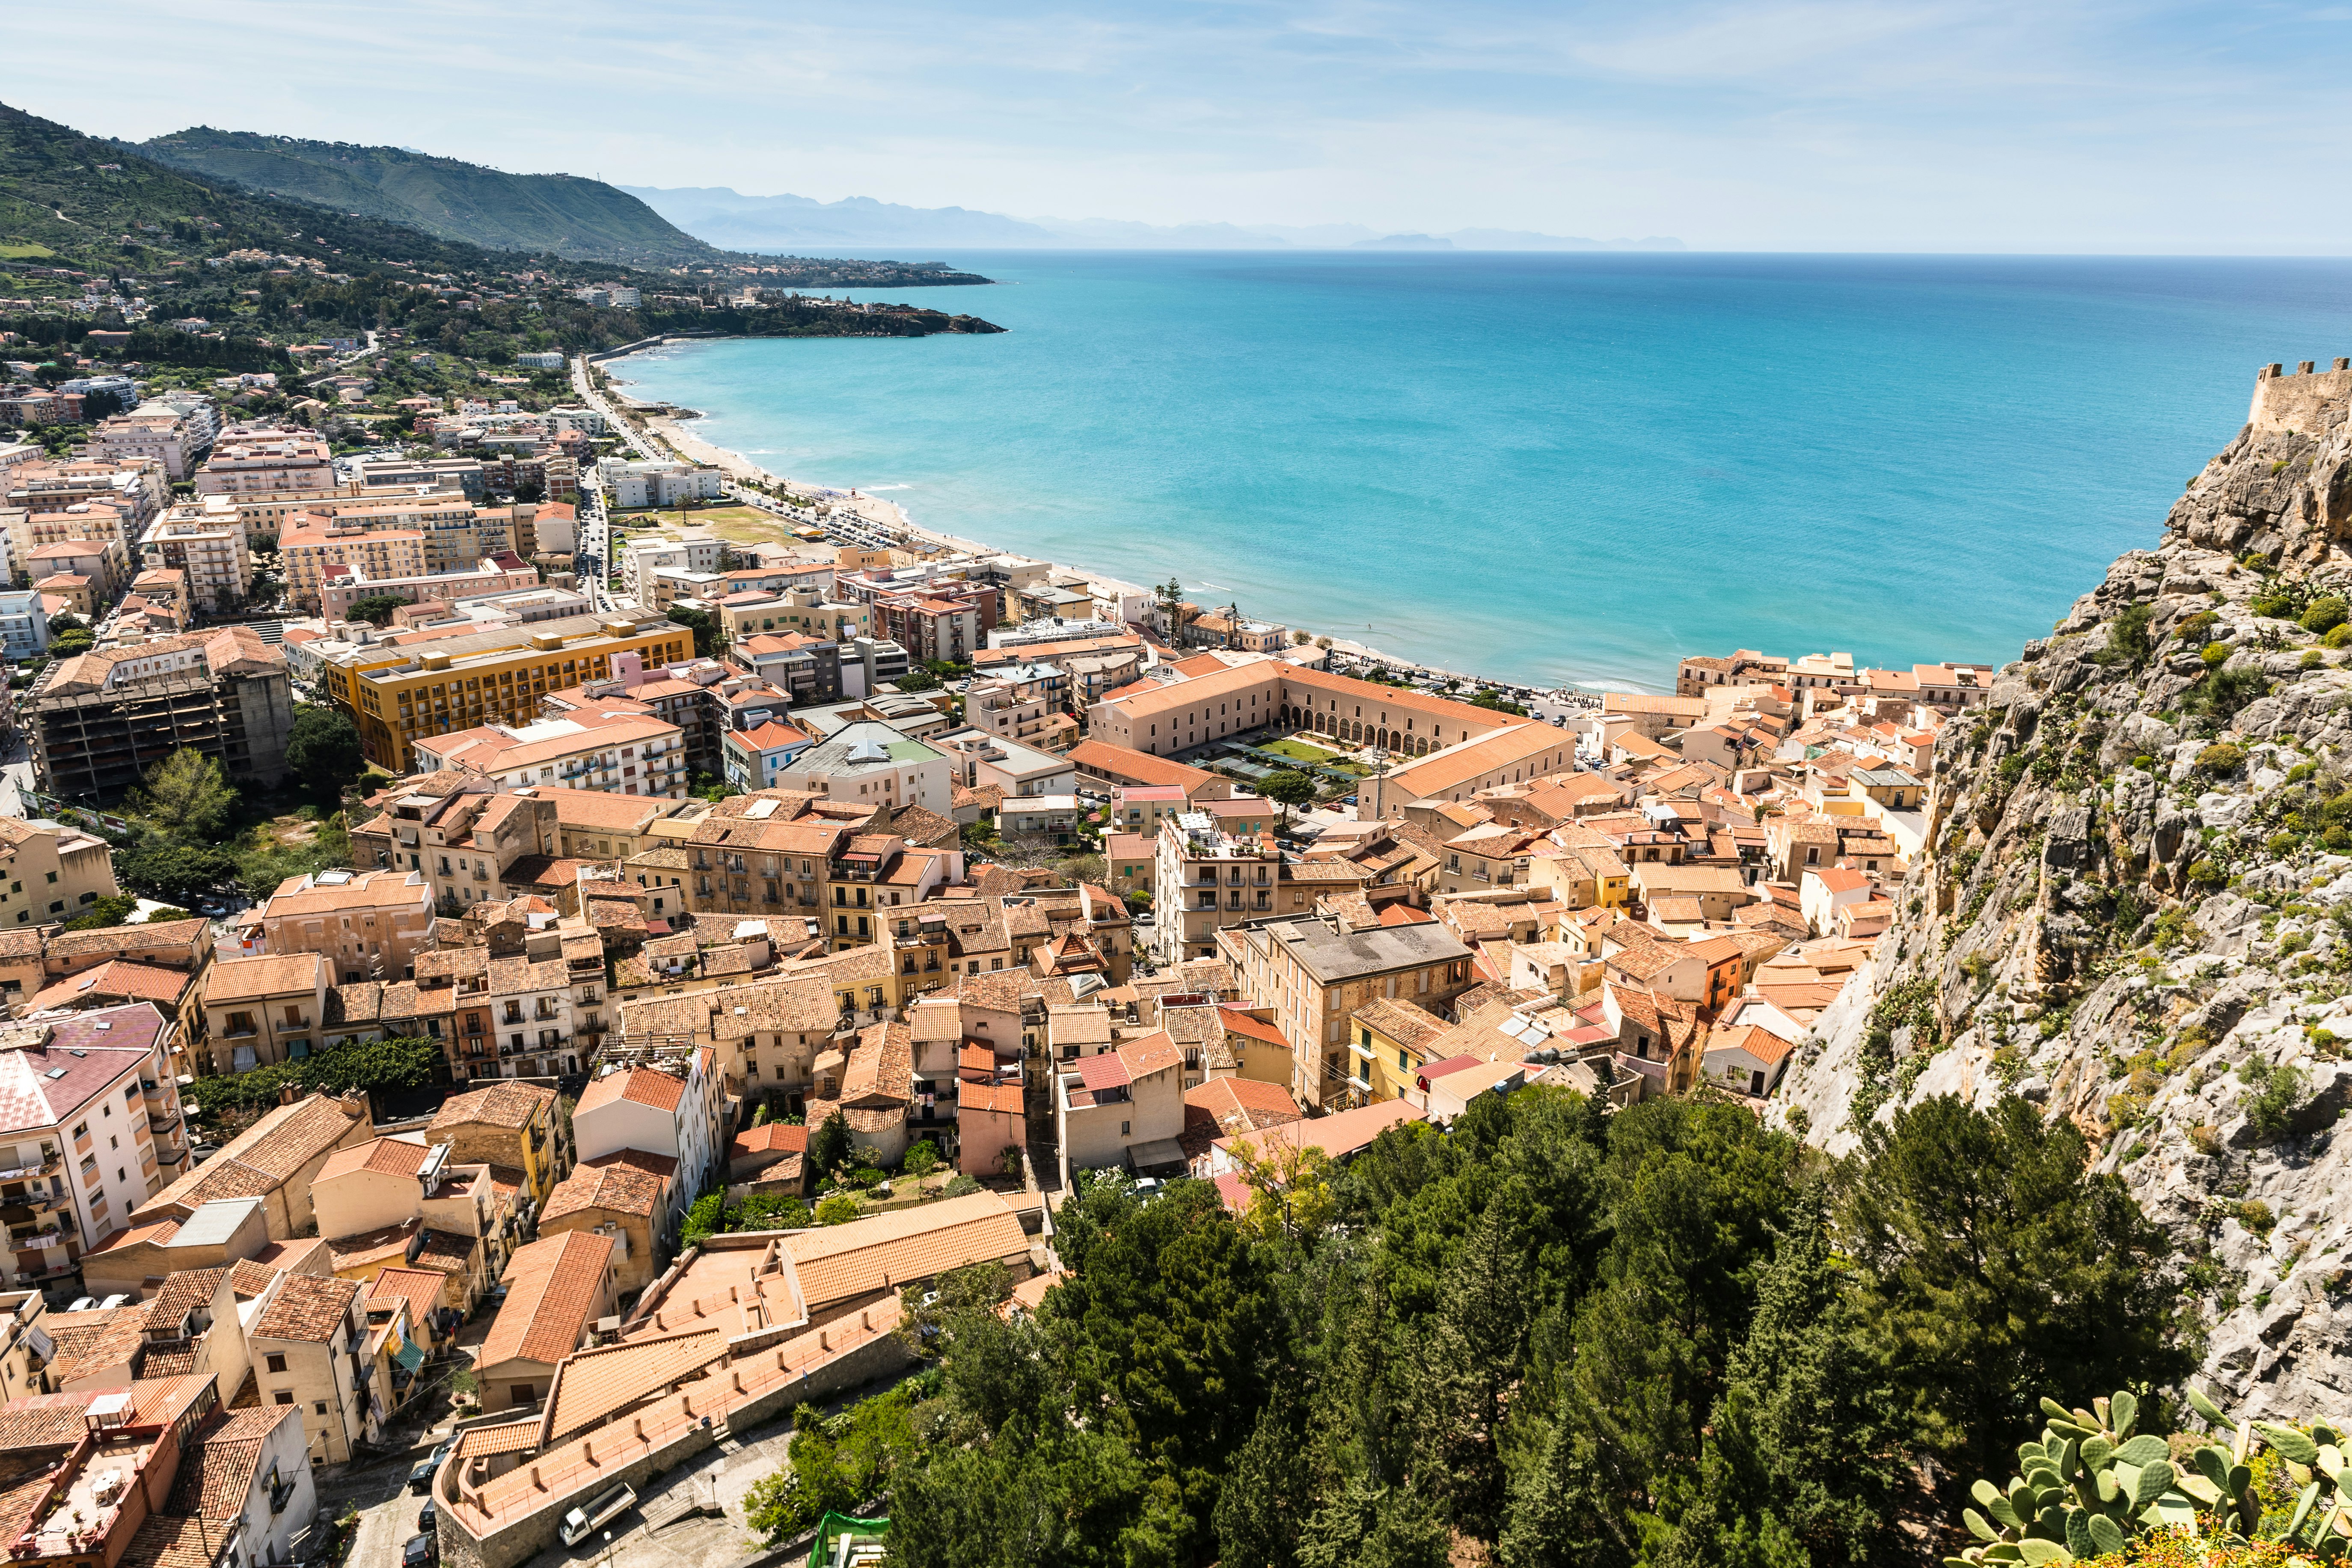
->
<box><xmin>1079</xmin><ymin>883</ymin><xmax>1093</xmax><ymax>924</ymax></box>
<box><xmin>279</xmin><ymin>1083</ymin><xmax>297</xmax><ymax>1107</ymax></box>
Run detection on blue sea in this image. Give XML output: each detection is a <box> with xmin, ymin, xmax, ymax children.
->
<box><xmin>611</xmin><ymin>252</ymin><xmax>2352</xmax><ymax>692</ymax></box>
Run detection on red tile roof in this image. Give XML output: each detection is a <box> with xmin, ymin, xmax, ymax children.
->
<box><xmin>251</xmin><ymin>1274</ymin><xmax>361</xmax><ymax>1343</ymax></box>
<box><xmin>482</xmin><ymin>1229</ymin><xmax>614</xmax><ymax>1368</ymax></box>
<box><xmin>576</xmin><ymin>1065</ymin><xmax>686</xmax><ymax>1116</ymax></box>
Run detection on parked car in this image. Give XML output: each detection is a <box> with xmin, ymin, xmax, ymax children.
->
<box><xmin>407</xmin><ymin>1439</ymin><xmax>453</xmax><ymax>1494</ymax></box>
<box><xmin>402</xmin><ymin>1534</ymin><xmax>436</xmax><ymax>1568</ymax></box>
<box><xmin>417</xmin><ymin>1499</ymin><xmax>437</xmax><ymax>1536</ymax></box>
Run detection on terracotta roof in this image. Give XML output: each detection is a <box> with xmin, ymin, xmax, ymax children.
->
<box><xmin>538</xmin><ymin>1326</ymin><xmax>729</xmax><ymax>1444</ymax></box>
<box><xmin>201</xmin><ymin>952</ymin><xmax>325</xmax><ymax>1002</ymax></box>
<box><xmin>169</xmin><ymin>1434</ymin><xmax>265</xmax><ymax>1519</ymax></box>
<box><xmin>327</xmin><ymin>1221</ymin><xmax>418</xmax><ymax>1271</ymax></box>
<box><xmin>134</xmin><ymin>1093</ymin><xmax>365</xmax><ymax>1224</ymax></box>
<box><xmin>428</xmin><ymin>1080</ymin><xmax>554</xmax><ymax>1132</ymax></box>
<box><xmin>143</xmin><ymin>1268</ymin><xmax>227</xmax><ymax>1334</ymax></box>
<box><xmin>123</xmin><ymin>1513</ymin><xmax>237</xmax><ymax>1568</ymax></box>
<box><xmin>1214</xmin><ymin>1100</ymin><xmax>1427</xmax><ymax>1169</ymax></box>
<box><xmin>24</xmin><ymin>959</ymin><xmax>192</xmax><ymax>1011</ymax></box>
<box><xmin>730</xmin><ymin>1123</ymin><xmax>808</xmax><ymax>1157</ymax></box>
<box><xmin>543</xmin><ymin>1150</ymin><xmax>674</xmax><ymax>1222</ymax></box>
<box><xmin>44</xmin><ymin>1308</ymin><xmax>148</xmax><ymax>1384</ymax></box>
<box><xmin>252</xmin><ymin>1273</ymin><xmax>361</xmax><ymax>1343</ymax></box>
<box><xmin>781</xmin><ymin>1191</ymin><xmax>1028</xmax><ymax>1310</ymax></box>
<box><xmin>482</xmin><ymin>1229</ymin><xmax>615</xmax><ymax>1368</ymax></box>
<box><xmin>576</xmin><ymin>1065</ymin><xmax>686</xmax><ymax>1116</ymax></box>
<box><xmin>370</xmin><ymin>1266</ymin><xmax>448</xmax><ymax>1328</ymax></box>
<box><xmin>317</xmin><ymin>1135</ymin><xmax>430</xmax><ymax>1184</ymax></box>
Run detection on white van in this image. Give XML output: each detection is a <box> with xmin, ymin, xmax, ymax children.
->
<box><xmin>558</xmin><ymin>1483</ymin><xmax>637</xmax><ymax>1547</ymax></box>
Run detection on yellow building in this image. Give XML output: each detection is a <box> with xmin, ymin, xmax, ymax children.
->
<box><xmin>1348</xmin><ymin>996</ymin><xmax>1453</xmax><ymax>1102</ymax></box>
<box><xmin>320</xmin><ymin>613</ymin><xmax>695</xmax><ymax>773</ymax></box>
<box><xmin>0</xmin><ymin>815</ymin><xmax>122</xmax><ymax>928</ymax></box>
<box><xmin>282</xmin><ymin>523</ymin><xmax>429</xmax><ymax>612</ymax></box>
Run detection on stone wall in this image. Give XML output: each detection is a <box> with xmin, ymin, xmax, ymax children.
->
<box><xmin>2248</xmin><ymin>359</ymin><xmax>2352</xmax><ymax>436</ymax></box>
<box><xmin>440</xmin><ymin>1316</ymin><xmax>913</xmax><ymax>1568</ymax></box>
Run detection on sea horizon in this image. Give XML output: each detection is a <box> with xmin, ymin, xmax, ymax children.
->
<box><xmin>611</xmin><ymin>250</ymin><xmax>2352</xmax><ymax>692</ymax></box>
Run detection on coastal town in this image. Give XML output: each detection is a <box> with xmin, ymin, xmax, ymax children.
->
<box><xmin>0</xmin><ymin>329</ymin><xmax>2019</xmax><ymax>1568</ymax></box>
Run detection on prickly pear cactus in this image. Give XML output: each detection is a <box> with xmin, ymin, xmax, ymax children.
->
<box><xmin>1945</xmin><ymin>1386</ymin><xmax>2352</xmax><ymax>1566</ymax></box>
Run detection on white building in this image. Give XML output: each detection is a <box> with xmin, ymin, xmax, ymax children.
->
<box><xmin>514</xmin><ymin>352</ymin><xmax>567</xmax><ymax>371</ymax></box>
<box><xmin>600</xmin><ymin>460</ymin><xmax>724</xmax><ymax>510</ymax></box>
<box><xmin>621</xmin><ymin>534</ymin><xmax>726</xmax><ymax>605</ymax></box>
<box><xmin>0</xmin><ymin>1004</ymin><xmax>186</xmax><ymax>1292</ymax></box>
<box><xmin>573</xmin><ymin>1053</ymin><xmax>722</xmax><ymax>1236</ymax></box>
<box><xmin>139</xmin><ymin>498</ymin><xmax>254</xmax><ymax>615</ymax></box>
<box><xmin>774</xmin><ymin>720</ymin><xmax>953</xmax><ymax>815</ymax></box>
<box><xmin>413</xmin><ymin>705</ymin><xmax>689</xmax><ymax>799</ymax></box>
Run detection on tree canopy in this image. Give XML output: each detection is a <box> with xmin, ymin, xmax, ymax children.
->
<box><xmin>284</xmin><ymin>705</ymin><xmax>365</xmax><ymax>804</ymax></box>
<box><xmin>855</xmin><ymin>1091</ymin><xmax>2182</xmax><ymax>1568</ymax></box>
<box><xmin>128</xmin><ymin>748</ymin><xmax>237</xmax><ymax>842</ymax></box>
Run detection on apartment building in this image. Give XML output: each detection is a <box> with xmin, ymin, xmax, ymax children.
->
<box><xmin>255</xmin><ymin>867</ymin><xmax>436</xmax><ymax>983</ymax></box>
<box><xmin>621</xmin><ymin>534</ymin><xmax>725</xmax><ymax>606</ymax></box>
<box><xmin>280</xmin><ymin>523</ymin><xmax>429</xmax><ymax>612</ymax></box>
<box><xmin>319</xmin><ymin>557</ymin><xmax>539</xmax><ymax>624</ymax></box>
<box><xmin>1219</xmin><ymin>912</ymin><xmax>1476</xmax><ymax>1108</ymax></box>
<box><xmin>774</xmin><ymin>721</ymin><xmax>952</xmax><ymax>815</ymax></box>
<box><xmin>600</xmin><ymin>459</ymin><xmax>722</xmax><ymax>509</ymax></box>
<box><xmin>195</xmin><ymin>428</ymin><xmax>338</xmax><ymax>498</ymax></box>
<box><xmin>415</xmin><ymin>703</ymin><xmax>689</xmax><ymax>799</ymax></box>
<box><xmin>0</xmin><ymin>589</ymin><xmax>46</xmax><ymax>661</ymax></box>
<box><xmin>0</xmin><ymin>814</ymin><xmax>122</xmax><ymax>928</ymax></box>
<box><xmin>139</xmin><ymin>497</ymin><xmax>253</xmax><ymax>616</ymax></box>
<box><xmin>2</xmin><ymin>454</ymin><xmax>171</xmax><ymax>538</ymax></box>
<box><xmin>303</xmin><ymin>492</ymin><xmax>517</xmax><ymax>575</ymax></box>
<box><xmin>0</xmin><ymin>1004</ymin><xmax>186</xmax><ymax>1291</ymax></box>
<box><xmin>199</xmin><ymin>953</ymin><xmax>329</xmax><ymax>1074</ymax></box>
<box><xmin>427</xmin><ymin>1079</ymin><xmax>567</xmax><ymax>1210</ymax></box>
<box><xmin>129</xmin><ymin>1089</ymin><xmax>374</xmax><ymax>1237</ymax></box>
<box><xmin>538</xmin><ymin>1150</ymin><xmax>673</xmax><ymax>1296</ymax></box>
<box><xmin>574</xmin><ymin>1051</ymin><xmax>724</xmax><ymax>1223</ymax></box>
<box><xmin>351</xmin><ymin>455</ymin><xmax>485</xmax><ymax>499</ymax></box>
<box><xmin>318</xmin><ymin>612</ymin><xmax>695</xmax><ymax>773</ymax></box>
<box><xmin>246</xmin><ymin>1272</ymin><xmax>379</xmax><ymax>1463</ymax></box>
<box><xmin>87</xmin><ymin>407</ymin><xmax>200</xmax><ymax>479</ymax></box>
<box><xmin>28</xmin><ymin>626</ymin><xmax>295</xmax><ymax>799</ymax></box>
<box><xmin>27</xmin><ymin>538</ymin><xmax>122</xmax><ymax>598</ymax></box>
<box><xmin>414</xmin><ymin>946</ymin><xmax>583</xmax><ymax>1081</ymax></box>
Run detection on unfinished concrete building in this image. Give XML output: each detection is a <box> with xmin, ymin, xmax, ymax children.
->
<box><xmin>28</xmin><ymin>625</ymin><xmax>294</xmax><ymax>799</ymax></box>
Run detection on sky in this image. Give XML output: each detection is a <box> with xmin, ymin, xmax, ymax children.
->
<box><xmin>13</xmin><ymin>0</ymin><xmax>2352</xmax><ymax>251</ymax></box>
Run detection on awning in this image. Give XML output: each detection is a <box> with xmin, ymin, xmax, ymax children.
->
<box><xmin>394</xmin><ymin>1339</ymin><xmax>425</xmax><ymax>1372</ymax></box>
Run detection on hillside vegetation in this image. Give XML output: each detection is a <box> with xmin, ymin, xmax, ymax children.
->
<box><xmin>1</xmin><ymin>101</ymin><xmax>496</xmax><ymax>275</ymax></box>
<box><xmin>1774</xmin><ymin>371</ymin><xmax>2352</xmax><ymax>1426</ymax></box>
<box><xmin>134</xmin><ymin>128</ymin><xmax>719</xmax><ymax>266</ymax></box>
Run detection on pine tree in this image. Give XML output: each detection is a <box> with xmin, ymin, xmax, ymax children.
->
<box><xmin>1496</xmin><ymin>1422</ymin><xmax>1632</xmax><ymax>1568</ymax></box>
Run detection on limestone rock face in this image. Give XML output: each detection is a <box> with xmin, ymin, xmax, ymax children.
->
<box><xmin>1772</xmin><ymin>374</ymin><xmax>2352</xmax><ymax>1421</ymax></box>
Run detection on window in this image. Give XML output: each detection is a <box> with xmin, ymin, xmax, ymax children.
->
<box><xmin>315</xmin><ymin>1402</ymin><xmax>329</xmax><ymax>1416</ymax></box>
<box><xmin>1120</xmin><ymin>1121</ymin><xmax>1130</xmax><ymax>1136</ymax></box>
<box><xmin>273</xmin><ymin>1391</ymin><xmax>294</xmax><ymax>1406</ymax></box>
<box><xmin>266</xmin><ymin>1353</ymin><xmax>288</xmax><ymax>1373</ymax></box>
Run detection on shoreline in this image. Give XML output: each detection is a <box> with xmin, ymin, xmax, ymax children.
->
<box><xmin>606</xmin><ymin>353</ymin><xmax>1626</xmax><ymax>701</ymax></box>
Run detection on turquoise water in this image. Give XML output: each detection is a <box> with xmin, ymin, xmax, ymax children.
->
<box><xmin>613</xmin><ymin>252</ymin><xmax>2352</xmax><ymax>692</ymax></box>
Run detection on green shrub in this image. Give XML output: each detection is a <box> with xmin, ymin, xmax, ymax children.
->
<box><xmin>2242</xmin><ymin>1059</ymin><xmax>2306</xmax><ymax>1140</ymax></box>
<box><xmin>943</xmin><ymin>1173</ymin><xmax>981</xmax><ymax>1198</ymax></box>
<box><xmin>2328</xmin><ymin>623</ymin><xmax>2352</xmax><ymax>649</ymax></box>
<box><xmin>2095</xmin><ymin>601</ymin><xmax>2155</xmax><ymax>665</ymax></box>
<box><xmin>2186</xmin><ymin>858</ymin><xmax>2226</xmax><ymax>889</ymax></box>
<box><xmin>2237</xmin><ymin>1197</ymin><xmax>2275</xmax><ymax>1234</ymax></box>
<box><xmin>2304</xmin><ymin>650</ymin><xmax>2326</xmax><ymax>670</ymax></box>
<box><xmin>814</xmin><ymin>1191</ymin><xmax>861</xmax><ymax>1225</ymax></box>
<box><xmin>2200</xmin><ymin>641</ymin><xmax>2230</xmax><ymax>668</ymax></box>
<box><xmin>2300</xmin><ymin>594</ymin><xmax>2348</xmax><ymax>634</ymax></box>
<box><xmin>2195</xmin><ymin>742</ymin><xmax>2246</xmax><ymax>776</ymax></box>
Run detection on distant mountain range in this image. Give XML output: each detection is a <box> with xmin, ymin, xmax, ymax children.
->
<box><xmin>624</xmin><ymin>186</ymin><xmax>1683</xmax><ymax>254</ymax></box>
<box><xmin>131</xmin><ymin>130</ymin><xmax>719</xmax><ymax>266</ymax></box>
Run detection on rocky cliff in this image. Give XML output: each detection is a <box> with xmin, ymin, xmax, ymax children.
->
<box><xmin>1772</xmin><ymin>366</ymin><xmax>2352</xmax><ymax>1420</ymax></box>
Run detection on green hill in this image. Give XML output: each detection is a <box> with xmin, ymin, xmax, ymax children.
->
<box><xmin>0</xmin><ymin>99</ymin><xmax>503</xmax><ymax>273</ymax></box>
<box><xmin>132</xmin><ymin>128</ymin><xmax>718</xmax><ymax>265</ymax></box>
